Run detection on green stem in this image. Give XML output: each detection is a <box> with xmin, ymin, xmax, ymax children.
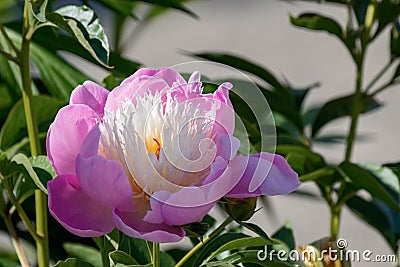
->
<box><xmin>152</xmin><ymin>242</ymin><xmax>160</xmax><ymax>267</ymax></box>
<box><xmin>2</xmin><ymin>179</ymin><xmax>40</xmax><ymax>241</ymax></box>
<box><xmin>0</xmin><ymin>24</ymin><xmax>20</xmax><ymax>55</ymax></box>
<box><xmin>0</xmin><ymin>186</ymin><xmax>30</xmax><ymax>267</ymax></box>
<box><xmin>175</xmin><ymin>216</ymin><xmax>233</xmax><ymax>267</ymax></box>
<box><xmin>364</xmin><ymin>59</ymin><xmax>395</xmax><ymax>94</ymax></box>
<box><xmin>146</xmin><ymin>241</ymin><xmax>153</xmax><ymax>262</ymax></box>
<box><xmin>330</xmin><ymin>205</ymin><xmax>341</xmax><ymax>240</ymax></box>
<box><xmin>345</xmin><ymin>60</ymin><xmax>364</xmax><ymax>161</ymax></box>
<box><xmin>20</xmin><ymin>1</ymin><xmax>49</xmax><ymax>266</ymax></box>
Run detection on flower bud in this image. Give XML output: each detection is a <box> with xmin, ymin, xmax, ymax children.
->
<box><xmin>224</xmin><ymin>197</ymin><xmax>257</xmax><ymax>221</ymax></box>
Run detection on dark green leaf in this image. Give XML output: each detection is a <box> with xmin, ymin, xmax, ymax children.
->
<box><xmin>47</xmin><ymin>5</ymin><xmax>110</xmax><ymax>66</ymax></box>
<box><xmin>272</xmin><ymin>224</ymin><xmax>296</xmax><ymax>251</ymax></box>
<box><xmin>93</xmin><ymin>0</ymin><xmax>138</xmax><ymax>18</ymax></box>
<box><xmin>109</xmin><ymin>250</ymin><xmax>139</xmax><ymax>265</ymax></box>
<box><xmin>391</xmin><ymin>23</ymin><xmax>400</xmax><ymax>57</ymax></box>
<box><xmin>0</xmin><ymin>153</ymin><xmax>26</xmax><ymax>179</ymax></box>
<box><xmin>312</xmin><ymin>94</ymin><xmax>382</xmax><ymax>137</ymax></box>
<box><xmin>338</xmin><ymin>162</ymin><xmax>400</xmax><ymax>212</ymax></box>
<box><xmin>0</xmin><ymin>95</ymin><xmax>64</xmax><ymax>150</ymax></box>
<box><xmin>190</xmin><ymin>52</ymin><xmax>284</xmax><ymax>90</ymax></box>
<box><xmin>346</xmin><ymin>195</ymin><xmax>398</xmax><ymax>251</ymax></box>
<box><xmin>276</xmin><ymin>145</ymin><xmax>326</xmax><ymax>175</ymax></box>
<box><xmin>352</xmin><ymin>0</ymin><xmax>369</xmax><ymax>26</ymax></box>
<box><xmin>375</xmin><ymin>0</ymin><xmax>400</xmax><ymax>36</ymax></box>
<box><xmin>160</xmin><ymin>251</ymin><xmax>176</xmax><ymax>267</ymax></box>
<box><xmin>237</xmin><ymin>222</ymin><xmax>272</xmax><ymax>242</ymax></box>
<box><xmin>63</xmin><ymin>243</ymin><xmax>102</xmax><ymax>267</ymax></box>
<box><xmin>290</xmin><ymin>13</ymin><xmax>343</xmax><ymax>39</ymax></box>
<box><xmin>139</xmin><ymin>0</ymin><xmax>197</xmax><ymax>18</ymax></box>
<box><xmin>54</xmin><ymin>258</ymin><xmax>94</xmax><ymax>267</ymax></box>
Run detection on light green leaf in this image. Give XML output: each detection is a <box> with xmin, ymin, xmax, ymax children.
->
<box><xmin>109</xmin><ymin>250</ymin><xmax>139</xmax><ymax>265</ymax></box>
<box><xmin>29</xmin><ymin>0</ymin><xmax>48</xmax><ymax>22</ymax></box>
<box><xmin>47</xmin><ymin>5</ymin><xmax>110</xmax><ymax>66</ymax></box>
<box><xmin>63</xmin><ymin>243</ymin><xmax>102</xmax><ymax>267</ymax></box>
<box><xmin>54</xmin><ymin>258</ymin><xmax>94</xmax><ymax>267</ymax></box>
<box><xmin>204</xmin><ymin>237</ymin><xmax>272</xmax><ymax>264</ymax></box>
<box><xmin>12</xmin><ymin>153</ymin><xmax>47</xmax><ymax>194</ymax></box>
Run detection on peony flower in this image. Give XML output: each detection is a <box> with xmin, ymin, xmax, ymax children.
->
<box><xmin>46</xmin><ymin>68</ymin><xmax>299</xmax><ymax>243</ymax></box>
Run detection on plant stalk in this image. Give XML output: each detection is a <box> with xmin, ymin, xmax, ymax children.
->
<box><xmin>0</xmin><ymin>186</ymin><xmax>30</xmax><ymax>267</ymax></box>
<box><xmin>21</xmin><ymin>1</ymin><xmax>49</xmax><ymax>266</ymax></box>
<box><xmin>152</xmin><ymin>242</ymin><xmax>160</xmax><ymax>267</ymax></box>
<box><xmin>345</xmin><ymin>60</ymin><xmax>364</xmax><ymax>161</ymax></box>
<box><xmin>175</xmin><ymin>216</ymin><xmax>233</xmax><ymax>267</ymax></box>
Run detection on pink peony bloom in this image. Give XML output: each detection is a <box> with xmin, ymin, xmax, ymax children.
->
<box><xmin>46</xmin><ymin>68</ymin><xmax>299</xmax><ymax>243</ymax></box>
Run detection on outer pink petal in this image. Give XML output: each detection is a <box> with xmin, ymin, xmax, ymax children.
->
<box><xmin>113</xmin><ymin>206</ymin><xmax>185</xmax><ymax>243</ymax></box>
<box><xmin>144</xmin><ymin>190</ymin><xmax>215</xmax><ymax>226</ymax></box>
<box><xmin>48</xmin><ymin>174</ymin><xmax>114</xmax><ymax>237</ymax></box>
<box><xmin>121</xmin><ymin>68</ymin><xmax>186</xmax><ymax>88</ymax></box>
<box><xmin>70</xmin><ymin>81</ymin><xmax>109</xmax><ymax>116</ymax></box>
<box><xmin>75</xmin><ymin>154</ymin><xmax>135</xmax><ymax>211</ymax></box>
<box><xmin>46</xmin><ymin>104</ymin><xmax>100</xmax><ymax>175</ymax></box>
<box><xmin>225</xmin><ymin>152</ymin><xmax>299</xmax><ymax>198</ymax></box>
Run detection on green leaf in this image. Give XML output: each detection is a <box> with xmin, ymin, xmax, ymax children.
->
<box><xmin>29</xmin><ymin>0</ymin><xmax>48</xmax><ymax>22</ymax></box>
<box><xmin>109</xmin><ymin>250</ymin><xmax>139</xmax><ymax>265</ymax></box>
<box><xmin>346</xmin><ymin>195</ymin><xmax>399</xmax><ymax>252</ymax></box>
<box><xmin>12</xmin><ymin>153</ymin><xmax>48</xmax><ymax>194</ymax></box>
<box><xmin>220</xmin><ymin>250</ymin><xmax>293</xmax><ymax>266</ymax></box>
<box><xmin>93</xmin><ymin>0</ymin><xmax>138</xmax><ymax>18</ymax></box>
<box><xmin>204</xmin><ymin>237</ymin><xmax>272</xmax><ymax>264</ymax></box>
<box><xmin>193</xmin><ymin>233</ymin><xmax>248</xmax><ymax>267</ymax></box>
<box><xmin>160</xmin><ymin>251</ymin><xmax>176</xmax><ymax>267</ymax></box>
<box><xmin>117</xmin><ymin>234</ymin><xmax>151</xmax><ymax>265</ymax></box>
<box><xmin>375</xmin><ymin>0</ymin><xmax>400</xmax><ymax>36</ymax></box>
<box><xmin>0</xmin><ymin>95</ymin><xmax>65</xmax><ymax>151</ymax></box>
<box><xmin>139</xmin><ymin>0</ymin><xmax>197</xmax><ymax>18</ymax></box>
<box><xmin>190</xmin><ymin>52</ymin><xmax>284</xmax><ymax>91</ymax></box>
<box><xmin>237</xmin><ymin>222</ymin><xmax>272</xmax><ymax>242</ymax></box>
<box><xmin>30</xmin><ymin>155</ymin><xmax>56</xmax><ymax>179</ymax></box>
<box><xmin>298</xmin><ymin>167</ymin><xmax>335</xmax><ymax>182</ymax></box>
<box><xmin>272</xmin><ymin>224</ymin><xmax>296</xmax><ymax>251</ymax></box>
<box><xmin>311</xmin><ymin>94</ymin><xmax>382</xmax><ymax>137</ymax></box>
<box><xmin>290</xmin><ymin>13</ymin><xmax>343</xmax><ymax>39</ymax></box>
<box><xmin>391</xmin><ymin>23</ymin><xmax>400</xmax><ymax>57</ymax></box>
<box><xmin>63</xmin><ymin>243</ymin><xmax>102</xmax><ymax>267</ymax></box>
<box><xmin>0</xmin><ymin>153</ymin><xmax>26</xmax><ymax>179</ymax></box>
<box><xmin>338</xmin><ymin>162</ymin><xmax>400</xmax><ymax>212</ymax></box>
<box><xmin>54</xmin><ymin>258</ymin><xmax>94</xmax><ymax>267</ymax></box>
<box><xmin>276</xmin><ymin>145</ymin><xmax>326</xmax><ymax>175</ymax></box>
<box><xmin>47</xmin><ymin>5</ymin><xmax>110</xmax><ymax>66</ymax></box>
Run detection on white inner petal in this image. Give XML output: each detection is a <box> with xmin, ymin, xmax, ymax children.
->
<box><xmin>99</xmin><ymin>91</ymin><xmax>217</xmax><ymax>195</ymax></box>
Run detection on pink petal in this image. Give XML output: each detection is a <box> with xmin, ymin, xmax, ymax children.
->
<box><xmin>121</xmin><ymin>68</ymin><xmax>186</xmax><ymax>88</ymax></box>
<box><xmin>104</xmin><ymin>77</ymin><xmax>169</xmax><ymax>113</ymax></box>
<box><xmin>46</xmin><ymin>104</ymin><xmax>100</xmax><ymax>175</ymax></box>
<box><xmin>144</xmin><ymin>190</ymin><xmax>215</xmax><ymax>226</ymax></box>
<box><xmin>225</xmin><ymin>152</ymin><xmax>299</xmax><ymax>198</ymax></box>
<box><xmin>70</xmin><ymin>81</ymin><xmax>109</xmax><ymax>116</ymax></box>
<box><xmin>48</xmin><ymin>174</ymin><xmax>115</xmax><ymax>237</ymax></box>
<box><xmin>75</xmin><ymin>154</ymin><xmax>136</xmax><ymax>211</ymax></box>
<box><xmin>113</xmin><ymin>206</ymin><xmax>185</xmax><ymax>243</ymax></box>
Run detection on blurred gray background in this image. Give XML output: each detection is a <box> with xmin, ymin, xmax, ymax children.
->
<box><xmin>72</xmin><ymin>0</ymin><xmax>399</xmax><ymax>266</ymax></box>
